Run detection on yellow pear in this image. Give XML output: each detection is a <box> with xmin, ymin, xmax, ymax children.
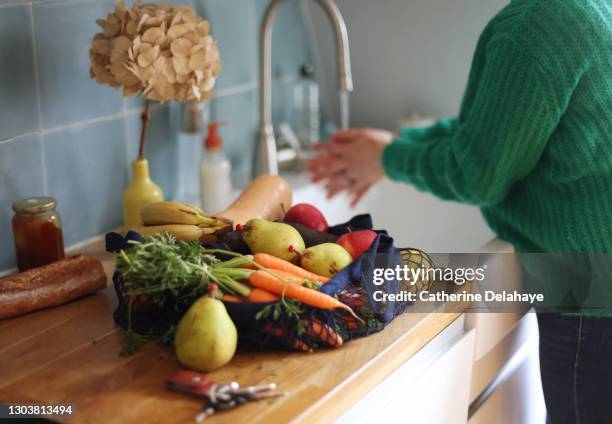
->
<box><xmin>239</xmin><ymin>218</ymin><xmax>305</xmax><ymax>263</ymax></box>
<box><xmin>300</xmin><ymin>243</ymin><xmax>353</xmax><ymax>278</ymax></box>
<box><xmin>174</xmin><ymin>286</ymin><xmax>237</xmax><ymax>372</ymax></box>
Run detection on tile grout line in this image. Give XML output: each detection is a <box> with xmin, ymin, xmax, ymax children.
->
<box><xmin>0</xmin><ymin>105</ymin><xmax>156</xmax><ymax>144</ymax></box>
<box><xmin>0</xmin><ymin>1</ymin><xmax>30</xmax><ymax>10</ymax></box>
<box><xmin>0</xmin><ymin>266</ymin><xmax>17</xmax><ymax>278</ymax></box>
<box><xmin>121</xmin><ymin>98</ymin><xmax>131</xmax><ymax>163</ymax></box>
<box><xmin>0</xmin><ymin>131</ymin><xmax>41</xmax><ymax>145</ymax></box>
<box><xmin>2</xmin><ymin>102</ymin><xmax>169</xmax><ymax>144</ymax></box>
<box><xmin>0</xmin><ymin>82</ymin><xmax>258</xmax><ymax>145</ymax></box>
<box><xmin>0</xmin><ymin>229</ymin><xmax>113</xmax><ymax>277</ymax></box>
<box><xmin>214</xmin><ymin>81</ymin><xmax>258</xmax><ymax>98</ymax></box>
<box><xmin>29</xmin><ymin>0</ymin><xmax>111</xmax><ymax>7</ymax></box>
<box><xmin>44</xmin><ymin>111</ymin><xmax>127</xmax><ymax>135</ymax></box>
<box><xmin>43</xmin><ymin>102</ymin><xmax>170</xmax><ymax>134</ymax></box>
<box><xmin>27</xmin><ymin>1</ymin><xmax>47</xmax><ymax>194</ymax></box>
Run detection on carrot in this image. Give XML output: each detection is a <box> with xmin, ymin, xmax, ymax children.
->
<box><xmin>307</xmin><ymin>320</ymin><xmax>343</xmax><ymax>348</ymax></box>
<box><xmin>264</xmin><ymin>269</ymin><xmax>314</xmax><ymax>286</ymax></box>
<box><xmin>341</xmin><ymin>316</ymin><xmax>363</xmax><ymax>330</ymax></box>
<box><xmin>253</xmin><ymin>253</ymin><xmax>330</xmax><ymax>283</ymax></box>
<box><xmin>262</xmin><ymin>324</ymin><xmax>312</xmax><ymax>352</ymax></box>
<box><xmin>252</xmin><ymin>268</ymin><xmax>320</xmax><ymax>287</ymax></box>
<box><xmin>338</xmin><ymin>290</ymin><xmax>367</xmax><ymax>309</ymax></box>
<box><xmin>222</xmin><ymin>294</ymin><xmax>243</xmax><ymax>303</ymax></box>
<box><xmin>248</xmin><ymin>270</ymin><xmax>362</xmax><ymax>321</ymax></box>
<box><xmin>247</xmin><ymin>288</ymin><xmax>280</xmax><ymax>303</ymax></box>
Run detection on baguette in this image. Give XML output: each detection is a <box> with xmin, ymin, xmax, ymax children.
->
<box><xmin>0</xmin><ymin>255</ymin><xmax>107</xmax><ymax>320</ymax></box>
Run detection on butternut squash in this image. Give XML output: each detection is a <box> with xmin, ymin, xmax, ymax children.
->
<box><xmin>215</xmin><ymin>175</ymin><xmax>292</xmax><ymax>227</ymax></box>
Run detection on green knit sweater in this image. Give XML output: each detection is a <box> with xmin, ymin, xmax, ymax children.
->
<box><xmin>382</xmin><ymin>0</ymin><xmax>612</xmax><ymax>313</ymax></box>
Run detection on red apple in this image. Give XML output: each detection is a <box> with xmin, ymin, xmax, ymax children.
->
<box><xmin>283</xmin><ymin>203</ymin><xmax>329</xmax><ymax>232</ymax></box>
<box><xmin>336</xmin><ymin>230</ymin><xmax>377</xmax><ymax>259</ymax></box>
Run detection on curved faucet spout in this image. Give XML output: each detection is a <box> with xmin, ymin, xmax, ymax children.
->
<box><xmin>256</xmin><ymin>0</ymin><xmax>353</xmax><ymax>177</ymax></box>
<box><xmin>316</xmin><ymin>0</ymin><xmax>353</xmax><ymax>93</ymax></box>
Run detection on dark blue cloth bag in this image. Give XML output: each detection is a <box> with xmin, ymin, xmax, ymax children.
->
<box><xmin>108</xmin><ymin>214</ymin><xmax>413</xmax><ymax>351</ymax></box>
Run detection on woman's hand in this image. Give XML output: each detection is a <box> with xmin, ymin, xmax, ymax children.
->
<box><xmin>308</xmin><ymin>128</ymin><xmax>394</xmax><ymax>207</ymax></box>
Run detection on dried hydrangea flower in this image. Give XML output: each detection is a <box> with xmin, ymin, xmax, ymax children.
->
<box><xmin>89</xmin><ymin>0</ymin><xmax>221</xmax><ymax>102</ymax></box>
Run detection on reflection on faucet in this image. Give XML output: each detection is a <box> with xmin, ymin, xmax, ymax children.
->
<box><xmin>255</xmin><ymin>0</ymin><xmax>353</xmax><ymax>177</ymax></box>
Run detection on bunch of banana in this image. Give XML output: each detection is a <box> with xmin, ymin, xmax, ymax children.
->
<box><xmin>131</xmin><ymin>202</ymin><xmax>231</xmax><ymax>242</ymax></box>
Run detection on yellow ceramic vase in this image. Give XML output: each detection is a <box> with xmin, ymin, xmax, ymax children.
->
<box><xmin>123</xmin><ymin>159</ymin><xmax>163</xmax><ymax>230</ymax></box>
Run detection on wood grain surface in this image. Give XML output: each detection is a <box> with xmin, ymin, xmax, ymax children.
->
<box><xmin>0</xmin><ymin>244</ymin><xmax>462</xmax><ymax>424</ymax></box>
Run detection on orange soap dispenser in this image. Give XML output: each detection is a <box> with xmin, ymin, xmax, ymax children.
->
<box><xmin>200</xmin><ymin>122</ymin><xmax>232</xmax><ymax>214</ymax></box>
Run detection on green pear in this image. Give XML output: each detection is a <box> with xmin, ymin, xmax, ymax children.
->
<box><xmin>240</xmin><ymin>218</ymin><xmax>305</xmax><ymax>262</ymax></box>
<box><xmin>174</xmin><ymin>290</ymin><xmax>237</xmax><ymax>372</ymax></box>
<box><xmin>300</xmin><ymin>243</ymin><xmax>353</xmax><ymax>278</ymax></box>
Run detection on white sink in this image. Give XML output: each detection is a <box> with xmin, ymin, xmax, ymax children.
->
<box><xmin>284</xmin><ymin>172</ymin><xmax>495</xmax><ymax>252</ymax></box>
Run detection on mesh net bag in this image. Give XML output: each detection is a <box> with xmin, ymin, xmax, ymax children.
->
<box><xmin>108</xmin><ymin>214</ymin><xmax>434</xmax><ymax>351</ymax></box>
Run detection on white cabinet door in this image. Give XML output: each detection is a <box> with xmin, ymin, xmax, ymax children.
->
<box><xmin>469</xmin><ymin>313</ymin><xmax>539</xmax><ymax>403</ymax></box>
<box><xmin>335</xmin><ymin>317</ymin><xmax>476</xmax><ymax>424</ymax></box>
<box><xmin>468</xmin><ymin>348</ymin><xmax>545</xmax><ymax>424</ymax></box>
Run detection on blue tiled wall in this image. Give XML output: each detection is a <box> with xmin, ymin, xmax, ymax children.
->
<box><xmin>0</xmin><ymin>0</ymin><xmax>313</xmax><ymax>271</ymax></box>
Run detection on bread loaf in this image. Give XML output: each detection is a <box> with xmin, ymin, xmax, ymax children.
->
<box><xmin>0</xmin><ymin>255</ymin><xmax>107</xmax><ymax>320</ymax></box>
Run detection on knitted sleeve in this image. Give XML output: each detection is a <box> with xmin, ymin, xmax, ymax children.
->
<box><xmin>382</xmin><ymin>35</ymin><xmax>575</xmax><ymax>206</ymax></box>
<box><xmin>399</xmin><ymin>118</ymin><xmax>458</xmax><ymax>142</ymax></box>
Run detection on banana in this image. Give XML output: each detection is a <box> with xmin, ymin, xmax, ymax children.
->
<box><xmin>199</xmin><ymin>226</ymin><xmax>228</xmax><ymax>235</ymax></box>
<box><xmin>140</xmin><ymin>202</ymin><xmax>221</xmax><ymax>227</ymax></box>
<box><xmin>130</xmin><ymin>224</ymin><xmax>206</xmax><ymax>242</ymax></box>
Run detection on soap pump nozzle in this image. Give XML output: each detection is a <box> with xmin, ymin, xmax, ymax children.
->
<box><xmin>204</xmin><ymin>121</ymin><xmax>227</xmax><ymax>151</ymax></box>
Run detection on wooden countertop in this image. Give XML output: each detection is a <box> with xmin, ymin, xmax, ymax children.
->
<box><xmin>0</xmin><ymin>242</ymin><xmax>463</xmax><ymax>424</ymax></box>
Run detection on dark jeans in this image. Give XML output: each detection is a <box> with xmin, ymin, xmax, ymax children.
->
<box><xmin>537</xmin><ymin>314</ymin><xmax>612</xmax><ymax>424</ymax></box>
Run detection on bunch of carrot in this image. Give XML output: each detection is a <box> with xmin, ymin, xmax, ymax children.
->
<box><xmin>204</xmin><ymin>250</ymin><xmax>362</xmax><ymax>349</ymax></box>
<box><xmin>207</xmin><ymin>251</ymin><xmax>362</xmax><ymax>322</ymax></box>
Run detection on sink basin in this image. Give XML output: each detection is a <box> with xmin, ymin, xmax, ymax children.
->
<box><xmin>285</xmin><ymin>172</ymin><xmax>495</xmax><ymax>252</ymax></box>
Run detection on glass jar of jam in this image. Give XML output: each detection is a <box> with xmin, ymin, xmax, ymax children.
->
<box><xmin>12</xmin><ymin>197</ymin><xmax>65</xmax><ymax>272</ymax></box>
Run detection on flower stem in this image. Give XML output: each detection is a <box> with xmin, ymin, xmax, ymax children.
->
<box><xmin>138</xmin><ymin>99</ymin><xmax>151</xmax><ymax>160</ymax></box>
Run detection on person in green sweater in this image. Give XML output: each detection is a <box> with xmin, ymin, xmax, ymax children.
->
<box><xmin>309</xmin><ymin>0</ymin><xmax>611</xmax><ymax>422</ymax></box>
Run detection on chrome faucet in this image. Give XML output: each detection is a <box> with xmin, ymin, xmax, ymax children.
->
<box><xmin>255</xmin><ymin>0</ymin><xmax>353</xmax><ymax>176</ymax></box>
